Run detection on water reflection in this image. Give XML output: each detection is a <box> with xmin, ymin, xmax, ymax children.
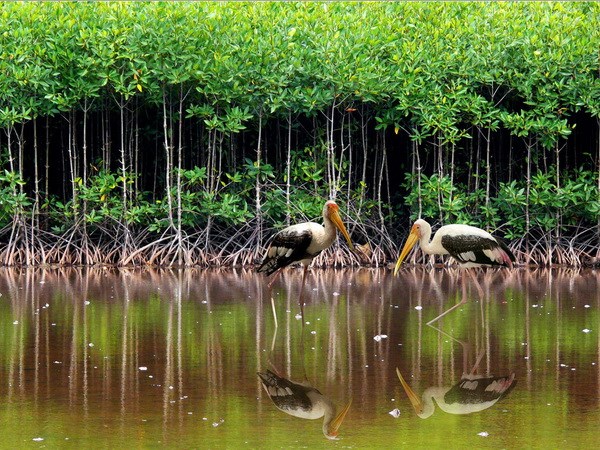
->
<box><xmin>0</xmin><ymin>267</ymin><xmax>599</xmax><ymax>447</ymax></box>
<box><xmin>257</xmin><ymin>369</ymin><xmax>351</xmax><ymax>440</ymax></box>
<box><xmin>397</xmin><ymin>351</ymin><xmax>516</xmax><ymax>418</ymax></box>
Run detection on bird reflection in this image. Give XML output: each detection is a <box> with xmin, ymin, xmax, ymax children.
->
<box><xmin>396</xmin><ymin>337</ymin><xmax>516</xmax><ymax>419</ymax></box>
<box><xmin>396</xmin><ymin>368</ymin><xmax>515</xmax><ymax>418</ymax></box>
<box><xmin>257</xmin><ymin>369</ymin><xmax>351</xmax><ymax>440</ymax></box>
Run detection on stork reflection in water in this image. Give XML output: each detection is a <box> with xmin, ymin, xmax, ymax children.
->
<box><xmin>396</xmin><ymin>368</ymin><xmax>516</xmax><ymax>418</ymax></box>
<box><xmin>257</xmin><ymin>369</ymin><xmax>351</xmax><ymax>440</ymax></box>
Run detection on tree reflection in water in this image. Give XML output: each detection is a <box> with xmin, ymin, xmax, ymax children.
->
<box><xmin>0</xmin><ymin>267</ymin><xmax>598</xmax><ymax>446</ymax></box>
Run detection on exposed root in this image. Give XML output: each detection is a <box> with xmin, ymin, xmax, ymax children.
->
<box><xmin>0</xmin><ymin>219</ymin><xmax>597</xmax><ymax>268</ymax></box>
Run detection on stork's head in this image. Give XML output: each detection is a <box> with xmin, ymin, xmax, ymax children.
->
<box><xmin>323</xmin><ymin>399</ymin><xmax>352</xmax><ymax>440</ymax></box>
<box><xmin>393</xmin><ymin>219</ymin><xmax>429</xmax><ymax>275</ymax></box>
<box><xmin>324</xmin><ymin>201</ymin><xmax>355</xmax><ymax>251</ymax></box>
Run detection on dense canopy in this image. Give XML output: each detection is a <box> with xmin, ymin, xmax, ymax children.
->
<box><xmin>0</xmin><ymin>2</ymin><xmax>599</xmax><ymax>266</ymax></box>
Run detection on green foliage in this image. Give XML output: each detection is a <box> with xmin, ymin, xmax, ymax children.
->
<box><xmin>405</xmin><ymin>168</ymin><xmax>599</xmax><ymax>238</ymax></box>
<box><xmin>0</xmin><ymin>2</ymin><xmax>598</xmax><ymax>253</ymax></box>
<box><xmin>0</xmin><ymin>170</ymin><xmax>29</xmax><ymax>225</ymax></box>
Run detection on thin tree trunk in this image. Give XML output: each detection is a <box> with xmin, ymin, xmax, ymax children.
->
<box><xmin>119</xmin><ymin>94</ymin><xmax>128</xmax><ymax>217</ymax></box>
<box><xmin>33</xmin><ymin>118</ymin><xmax>40</xmax><ymax>228</ymax></box>
<box><xmin>525</xmin><ymin>136</ymin><xmax>532</xmax><ymax>263</ymax></box>
<box><xmin>358</xmin><ymin>107</ymin><xmax>368</xmax><ymax>218</ymax></box>
<box><xmin>285</xmin><ymin>110</ymin><xmax>292</xmax><ymax>227</ymax></box>
<box><xmin>176</xmin><ymin>86</ymin><xmax>185</xmax><ymax>265</ymax></box>
<box><xmin>45</xmin><ymin>117</ymin><xmax>50</xmax><ymax>209</ymax></box>
<box><xmin>163</xmin><ymin>88</ymin><xmax>175</xmax><ymax>230</ymax></box>
<box><xmin>255</xmin><ymin>109</ymin><xmax>263</xmax><ymax>252</ymax></box>
<box><xmin>415</xmin><ymin>140</ymin><xmax>422</xmax><ymax>220</ymax></box>
<box><xmin>377</xmin><ymin>133</ymin><xmax>386</xmax><ymax>230</ymax></box>
<box><xmin>485</xmin><ymin>127</ymin><xmax>491</xmax><ymax>212</ymax></box>
<box><xmin>327</xmin><ymin>102</ymin><xmax>336</xmax><ymax>199</ymax></box>
<box><xmin>66</xmin><ymin>112</ymin><xmax>77</xmax><ymax>221</ymax></box>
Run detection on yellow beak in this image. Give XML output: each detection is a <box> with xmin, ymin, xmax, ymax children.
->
<box><xmin>393</xmin><ymin>227</ymin><xmax>419</xmax><ymax>275</ymax></box>
<box><xmin>327</xmin><ymin>399</ymin><xmax>352</xmax><ymax>439</ymax></box>
<box><xmin>396</xmin><ymin>368</ymin><xmax>423</xmax><ymax>415</ymax></box>
<box><xmin>330</xmin><ymin>210</ymin><xmax>355</xmax><ymax>252</ymax></box>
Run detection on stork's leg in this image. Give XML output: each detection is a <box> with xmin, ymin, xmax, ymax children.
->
<box><xmin>297</xmin><ymin>265</ymin><xmax>309</xmax><ymax>323</ymax></box>
<box><xmin>468</xmin><ymin>348</ymin><xmax>487</xmax><ymax>376</ymax></box>
<box><xmin>427</xmin><ymin>321</ymin><xmax>470</xmax><ymax>355</ymax></box>
<box><xmin>426</xmin><ymin>270</ymin><xmax>470</xmax><ymax>325</ymax></box>
<box><xmin>270</xmin><ymin>294</ymin><xmax>278</xmax><ymax>329</ymax></box>
<box><xmin>267</xmin><ymin>267</ymin><xmax>284</xmax><ymax>289</ymax></box>
<box><xmin>467</xmin><ymin>269</ymin><xmax>484</xmax><ymax>299</ymax></box>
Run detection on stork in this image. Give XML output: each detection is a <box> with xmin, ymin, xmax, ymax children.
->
<box><xmin>257</xmin><ymin>200</ymin><xmax>354</xmax><ymax>321</ymax></box>
<box><xmin>257</xmin><ymin>370</ymin><xmax>352</xmax><ymax>440</ymax></box>
<box><xmin>394</xmin><ymin>219</ymin><xmax>515</xmax><ymax>323</ymax></box>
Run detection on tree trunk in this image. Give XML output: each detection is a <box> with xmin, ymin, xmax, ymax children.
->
<box><xmin>255</xmin><ymin>109</ymin><xmax>263</xmax><ymax>252</ymax></box>
<box><xmin>285</xmin><ymin>110</ymin><xmax>292</xmax><ymax>227</ymax></box>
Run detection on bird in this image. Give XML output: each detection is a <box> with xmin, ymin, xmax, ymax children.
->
<box><xmin>257</xmin><ymin>369</ymin><xmax>351</xmax><ymax>440</ymax></box>
<box><xmin>257</xmin><ymin>200</ymin><xmax>354</xmax><ymax>323</ymax></box>
<box><xmin>393</xmin><ymin>218</ymin><xmax>515</xmax><ymax>323</ymax></box>
<box><xmin>396</xmin><ymin>368</ymin><xmax>516</xmax><ymax>418</ymax></box>
<box><xmin>258</xmin><ymin>200</ymin><xmax>354</xmax><ymax>283</ymax></box>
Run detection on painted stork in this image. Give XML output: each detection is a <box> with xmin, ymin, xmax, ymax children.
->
<box><xmin>393</xmin><ymin>219</ymin><xmax>515</xmax><ymax>323</ymax></box>
<box><xmin>258</xmin><ymin>200</ymin><xmax>354</xmax><ymax>284</ymax></box>
<box><xmin>257</xmin><ymin>201</ymin><xmax>354</xmax><ymax>322</ymax></box>
<box><xmin>396</xmin><ymin>368</ymin><xmax>516</xmax><ymax>418</ymax></box>
<box><xmin>257</xmin><ymin>370</ymin><xmax>352</xmax><ymax>440</ymax></box>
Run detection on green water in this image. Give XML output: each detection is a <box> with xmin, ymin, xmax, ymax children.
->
<box><xmin>0</xmin><ymin>267</ymin><xmax>598</xmax><ymax>448</ymax></box>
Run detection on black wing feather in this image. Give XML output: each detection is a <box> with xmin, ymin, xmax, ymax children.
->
<box><xmin>257</xmin><ymin>370</ymin><xmax>316</xmax><ymax>412</ymax></box>
<box><xmin>444</xmin><ymin>374</ymin><xmax>516</xmax><ymax>405</ymax></box>
<box><xmin>257</xmin><ymin>228</ymin><xmax>313</xmax><ymax>275</ymax></box>
<box><xmin>441</xmin><ymin>234</ymin><xmax>513</xmax><ymax>266</ymax></box>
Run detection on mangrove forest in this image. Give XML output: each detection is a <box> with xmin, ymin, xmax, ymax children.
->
<box><xmin>0</xmin><ymin>2</ymin><xmax>598</xmax><ymax>267</ymax></box>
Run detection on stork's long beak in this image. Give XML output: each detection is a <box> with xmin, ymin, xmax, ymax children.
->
<box><xmin>396</xmin><ymin>368</ymin><xmax>423</xmax><ymax>415</ymax></box>
<box><xmin>393</xmin><ymin>226</ymin><xmax>419</xmax><ymax>275</ymax></box>
<box><xmin>326</xmin><ymin>399</ymin><xmax>352</xmax><ymax>439</ymax></box>
<box><xmin>330</xmin><ymin>210</ymin><xmax>355</xmax><ymax>252</ymax></box>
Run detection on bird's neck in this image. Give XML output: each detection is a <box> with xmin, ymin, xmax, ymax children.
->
<box><xmin>418</xmin><ymin>387</ymin><xmax>446</xmax><ymax>418</ymax></box>
<box><xmin>320</xmin><ymin>396</ymin><xmax>336</xmax><ymax>437</ymax></box>
<box><xmin>419</xmin><ymin>228</ymin><xmax>435</xmax><ymax>255</ymax></box>
<box><xmin>321</xmin><ymin>216</ymin><xmax>337</xmax><ymax>242</ymax></box>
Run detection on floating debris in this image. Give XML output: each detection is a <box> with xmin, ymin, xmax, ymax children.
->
<box><xmin>32</xmin><ymin>437</ymin><xmax>44</xmax><ymax>442</ymax></box>
<box><xmin>12</xmin><ymin>321</ymin><xmax>18</xmax><ymax>325</ymax></box>
<box><xmin>333</xmin><ymin>292</ymin><xmax>340</xmax><ymax>296</ymax></box>
<box><xmin>373</xmin><ymin>334</ymin><xmax>388</xmax><ymax>342</ymax></box>
<box><xmin>84</xmin><ymin>300</ymin><xmax>90</xmax><ymax>305</ymax></box>
<box><xmin>212</xmin><ymin>418</ymin><xmax>225</xmax><ymax>427</ymax></box>
<box><xmin>389</xmin><ymin>408</ymin><xmax>401</xmax><ymax>418</ymax></box>
<box><xmin>582</xmin><ymin>329</ymin><xmax>591</xmax><ymax>333</ymax></box>
<box><xmin>139</xmin><ymin>367</ymin><xmax>148</xmax><ymax>371</ymax></box>
<box><xmin>88</xmin><ymin>343</ymin><xmax>94</xmax><ymax>347</ymax></box>
<box><xmin>414</xmin><ymin>306</ymin><xmax>423</xmax><ymax>310</ymax></box>
<box><xmin>477</xmin><ymin>431</ymin><xmax>489</xmax><ymax>437</ymax></box>
<box><xmin>294</xmin><ymin>314</ymin><xmax>302</xmax><ymax>320</ymax></box>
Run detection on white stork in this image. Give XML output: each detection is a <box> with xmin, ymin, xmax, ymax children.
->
<box><xmin>396</xmin><ymin>368</ymin><xmax>516</xmax><ymax>418</ymax></box>
<box><xmin>393</xmin><ymin>219</ymin><xmax>515</xmax><ymax>323</ymax></box>
<box><xmin>257</xmin><ymin>369</ymin><xmax>352</xmax><ymax>440</ymax></box>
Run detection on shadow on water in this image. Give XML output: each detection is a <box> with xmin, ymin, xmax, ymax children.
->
<box><xmin>0</xmin><ymin>267</ymin><xmax>599</xmax><ymax>447</ymax></box>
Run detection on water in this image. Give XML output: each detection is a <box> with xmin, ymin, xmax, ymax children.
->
<box><xmin>0</xmin><ymin>267</ymin><xmax>599</xmax><ymax>448</ymax></box>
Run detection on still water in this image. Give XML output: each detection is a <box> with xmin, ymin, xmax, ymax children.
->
<box><xmin>0</xmin><ymin>267</ymin><xmax>599</xmax><ymax>448</ymax></box>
